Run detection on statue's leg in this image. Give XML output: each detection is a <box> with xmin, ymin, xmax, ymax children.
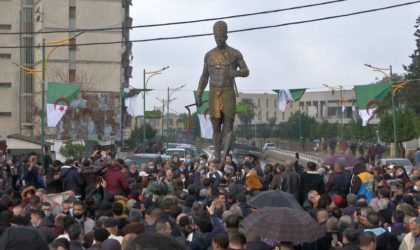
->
<box><xmin>211</xmin><ymin>118</ymin><xmax>222</xmax><ymax>163</ymax></box>
<box><xmin>222</xmin><ymin>116</ymin><xmax>234</xmax><ymax>161</ymax></box>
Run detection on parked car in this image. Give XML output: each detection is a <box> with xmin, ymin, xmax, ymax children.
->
<box><xmin>378</xmin><ymin>158</ymin><xmax>414</xmax><ymax>174</ymax></box>
<box><xmin>165</xmin><ymin>148</ymin><xmax>186</xmax><ymax>162</ymax></box>
<box><xmin>262</xmin><ymin>143</ymin><xmax>276</xmax><ymax>151</ymax></box>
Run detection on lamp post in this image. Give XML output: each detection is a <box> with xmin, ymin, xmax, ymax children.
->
<box><xmin>166</xmin><ymin>84</ymin><xmax>185</xmax><ymax>148</ymax></box>
<box><xmin>323</xmin><ymin>84</ymin><xmax>346</xmax><ymax>142</ymax></box>
<box><xmin>364</xmin><ymin>64</ymin><xmax>397</xmax><ymax>156</ymax></box>
<box><xmin>143</xmin><ymin>66</ymin><xmax>169</xmax><ymax>150</ymax></box>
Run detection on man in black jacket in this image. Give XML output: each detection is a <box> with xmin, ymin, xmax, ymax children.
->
<box><xmin>300</xmin><ymin>161</ymin><xmax>324</xmax><ymax>204</ymax></box>
<box><xmin>327</xmin><ymin>159</ymin><xmax>350</xmax><ymax>197</ymax></box>
<box><xmin>0</xmin><ymin>225</ymin><xmax>49</xmax><ymax>250</ymax></box>
<box><xmin>281</xmin><ymin>160</ymin><xmax>301</xmax><ymax>202</ymax></box>
<box><xmin>30</xmin><ymin>209</ymin><xmax>56</xmax><ymax>244</ymax></box>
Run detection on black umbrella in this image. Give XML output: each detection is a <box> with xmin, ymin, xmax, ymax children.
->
<box><xmin>247</xmin><ymin>190</ymin><xmax>302</xmax><ymax>210</ymax></box>
<box><xmin>240</xmin><ymin>207</ymin><xmax>323</xmax><ymax>242</ymax></box>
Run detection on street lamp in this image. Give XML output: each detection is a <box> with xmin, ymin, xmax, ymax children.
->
<box><xmin>364</xmin><ymin>64</ymin><xmax>398</xmax><ymax>156</ymax></box>
<box><xmin>143</xmin><ymin>66</ymin><xmax>169</xmax><ymax>150</ymax></box>
<box><xmin>323</xmin><ymin>84</ymin><xmax>349</xmax><ymax>142</ymax></box>
<box><xmin>166</xmin><ymin>84</ymin><xmax>185</xmax><ymax>148</ymax></box>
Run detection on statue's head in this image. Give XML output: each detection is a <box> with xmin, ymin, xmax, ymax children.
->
<box><xmin>213</xmin><ymin>21</ymin><xmax>228</xmax><ymax>49</ymax></box>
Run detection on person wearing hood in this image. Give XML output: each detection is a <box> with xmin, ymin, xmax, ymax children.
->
<box><xmin>61</xmin><ymin>159</ymin><xmax>85</xmax><ymax>198</ymax></box>
<box><xmin>104</xmin><ymin>160</ymin><xmax>129</xmax><ymax>196</ymax></box>
<box><xmin>363</xmin><ymin>211</ymin><xmax>390</xmax><ymax>250</ymax></box>
<box><xmin>30</xmin><ymin>209</ymin><xmax>57</xmax><ymax>244</ymax></box>
<box><xmin>351</xmin><ymin>163</ymin><xmax>374</xmax><ymax>203</ymax></box>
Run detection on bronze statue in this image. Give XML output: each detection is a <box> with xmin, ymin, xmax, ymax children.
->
<box><xmin>196</xmin><ymin>20</ymin><xmax>249</xmax><ymax>163</ymax></box>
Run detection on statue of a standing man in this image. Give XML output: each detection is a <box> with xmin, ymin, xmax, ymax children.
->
<box><xmin>196</xmin><ymin>21</ymin><xmax>249</xmax><ymax>163</ymax></box>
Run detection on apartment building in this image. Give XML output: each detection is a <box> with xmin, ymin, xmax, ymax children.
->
<box><xmin>236</xmin><ymin>89</ymin><xmax>379</xmax><ymax>125</ymax></box>
<box><xmin>0</xmin><ymin>0</ymin><xmax>132</xmax><ymax>143</ymax></box>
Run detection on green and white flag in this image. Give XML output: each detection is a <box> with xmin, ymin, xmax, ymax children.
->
<box><xmin>196</xmin><ymin>91</ymin><xmax>213</xmax><ymax>139</ymax></box>
<box><xmin>47</xmin><ymin>82</ymin><xmax>80</xmax><ymax>127</ymax></box>
<box><xmin>273</xmin><ymin>88</ymin><xmax>306</xmax><ymax>111</ymax></box>
<box><xmin>354</xmin><ymin>82</ymin><xmax>391</xmax><ymax>126</ymax></box>
<box><xmin>121</xmin><ymin>87</ymin><xmax>143</xmax><ymax>117</ymax></box>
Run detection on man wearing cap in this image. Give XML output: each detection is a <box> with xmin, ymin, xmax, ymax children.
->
<box><xmin>399</xmin><ymin>216</ymin><xmax>420</xmax><ymax>250</ymax></box>
<box><xmin>196</xmin><ymin>20</ymin><xmax>249</xmax><ymax>163</ymax></box>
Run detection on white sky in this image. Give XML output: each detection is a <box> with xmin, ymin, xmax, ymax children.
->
<box><xmin>130</xmin><ymin>0</ymin><xmax>420</xmax><ymax>115</ymax></box>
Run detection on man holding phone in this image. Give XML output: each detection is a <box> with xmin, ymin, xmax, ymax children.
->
<box><xmin>22</xmin><ymin>152</ymin><xmax>40</xmax><ymax>188</ymax></box>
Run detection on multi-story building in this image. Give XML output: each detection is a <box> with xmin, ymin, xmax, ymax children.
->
<box><xmin>0</xmin><ymin>0</ymin><xmax>132</xmax><ymax>146</ymax></box>
<box><xmin>0</xmin><ymin>0</ymin><xmax>22</xmax><ymax>137</ymax></box>
<box><xmin>236</xmin><ymin>89</ymin><xmax>380</xmax><ymax>125</ymax></box>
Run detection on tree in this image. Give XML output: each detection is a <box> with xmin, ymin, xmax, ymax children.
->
<box><xmin>378</xmin><ymin>110</ymin><xmax>416</xmax><ymax>143</ymax></box>
<box><xmin>286</xmin><ymin>112</ymin><xmax>318</xmax><ymax>140</ymax></box>
<box><xmin>60</xmin><ymin>141</ymin><xmax>85</xmax><ymax>161</ymax></box>
<box><xmin>347</xmin><ymin>118</ymin><xmax>377</xmax><ymax>142</ymax></box>
<box><xmin>237</xmin><ymin>98</ymin><xmax>256</xmax><ymax>125</ymax></box>
<box><xmin>191</xmin><ymin>112</ymin><xmax>201</xmax><ymax>139</ymax></box>
<box><xmin>127</xmin><ymin>124</ymin><xmax>157</xmax><ymax>148</ymax></box>
<box><xmin>402</xmin><ymin>15</ymin><xmax>420</xmax><ymax>116</ymax></box>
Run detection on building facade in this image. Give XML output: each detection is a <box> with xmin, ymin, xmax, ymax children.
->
<box><xmin>236</xmin><ymin>89</ymin><xmax>379</xmax><ymax>125</ymax></box>
<box><xmin>0</xmin><ymin>0</ymin><xmax>132</xmax><ymax>143</ymax></box>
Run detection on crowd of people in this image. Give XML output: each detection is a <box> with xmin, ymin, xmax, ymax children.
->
<box><xmin>0</xmin><ymin>148</ymin><xmax>419</xmax><ymax>250</ymax></box>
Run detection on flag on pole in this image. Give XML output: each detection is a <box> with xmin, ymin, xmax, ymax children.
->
<box><xmin>273</xmin><ymin>88</ymin><xmax>306</xmax><ymax>112</ymax></box>
<box><xmin>196</xmin><ymin>91</ymin><xmax>213</xmax><ymax>139</ymax></box>
<box><xmin>121</xmin><ymin>87</ymin><xmax>143</xmax><ymax>117</ymax></box>
<box><xmin>354</xmin><ymin>82</ymin><xmax>391</xmax><ymax>126</ymax></box>
<box><xmin>47</xmin><ymin>82</ymin><xmax>80</xmax><ymax>127</ymax></box>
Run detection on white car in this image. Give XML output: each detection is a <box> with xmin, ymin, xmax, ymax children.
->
<box><xmin>263</xmin><ymin>143</ymin><xmax>276</xmax><ymax>151</ymax></box>
<box><xmin>165</xmin><ymin>148</ymin><xmax>186</xmax><ymax>162</ymax></box>
<box><xmin>378</xmin><ymin>158</ymin><xmax>414</xmax><ymax>174</ymax></box>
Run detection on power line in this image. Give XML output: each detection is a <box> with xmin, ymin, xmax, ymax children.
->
<box><xmin>0</xmin><ymin>0</ymin><xmax>347</xmax><ymax>35</ymax></box>
<box><xmin>0</xmin><ymin>1</ymin><xmax>419</xmax><ymax>49</ymax></box>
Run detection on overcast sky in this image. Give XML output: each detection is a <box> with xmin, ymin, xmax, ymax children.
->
<box><xmin>130</xmin><ymin>0</ymin><xmax>419</xmax><ymax>115</ymax></box>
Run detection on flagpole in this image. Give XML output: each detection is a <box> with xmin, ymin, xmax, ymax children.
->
<box><xmin>41</xmin><ymin>39</ymin><xmax>46</xmax><ymax>168</ymax></box>
<box><xmin>364</xmin><ymin>64</ymin><xmax>398</xmax><ymax>157</ymax></box>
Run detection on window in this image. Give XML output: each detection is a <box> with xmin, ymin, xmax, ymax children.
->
<box><xmin>327</xmin><ymin>107</ymin><xmax>336</xmax><ymax>117</ymax></box>
<box><xmin>69</xmin><ymin>38</ymin><xmax>76</xmax><ymax>50</ymax></box>
<box><xmin>282</xmin><ymin>112</ymin><xmax>285</xmax><ymax>120</ymax></box>
<box><xmin>0</xmin><ymin>82</ymin><xmax>11</xmax><ymax>87</ymax></box>
<box><xmin>266</xmin><ymin>99</ymin><xmax>269</xmax><ymax>108</ymax></box>
<box><xmin>69</xmin><ymin>7</ymin><xmax>76</xmax><ymax>18</ymax></box>
<box><xmin>258</xmin><ymin>99</ymin><xmax>260</xmax><ymax>106</ymax></box>
<box><xmin>266</xmin><ymin>111</ymin><xmax>269</xmax><ymax>119</ymax></box>
<box><xmin>274</xmin><ymin>111</ymin><xmax>277</xmax><ymax>118</ymax></box>
<box><xmin>69</xmin><ymin>69</ymin><xmax>76</xmax><ymax>82</ymax></box>
<box><xmin>0</xmin><ymin>54</ymin><xmax>11</xmax><ymax>59</ymax></box>
<box><xmin>0</xmin><ymin>112</ymin><xmax>11</xmax><ymax>117</ymax></box>
<box><xmin>0</xmin><ymin>24</ymin><xmax>11</xmax><ymax>30</ymax></box>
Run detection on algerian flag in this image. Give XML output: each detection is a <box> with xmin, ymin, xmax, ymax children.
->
<box><xmin>196</xmin><ymin>91</ymin><xmax>213</xmax><ymax>139</ymax></box>
<box><xmin>354</xmin><ymin>82</ymin><xmax>391</xmax><ymax>126</ymax></box>
<box><xmin>47</xmin><ymin>82</ymin><xmax>80</xmax><ymax>127</ymax></box>
<box><xmin>121</xmin><ymin>87</ymin><xmax>143</xmax><ymax>117</ymax></box>
<box><xmin>273</xmin><ymin>88</ymin><xmax>306</xmax><ymax>111</ymax></box>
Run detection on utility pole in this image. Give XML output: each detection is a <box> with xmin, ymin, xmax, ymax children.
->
<box><xmin>340</xmin><ymin>85</ymin><xmax>344</xmax><ymax>141</ymax></box>
<box><xmin>143</xmin><ymin>69</ymin><xmax>146</xmax><ymax>150</ymax></box>
<box><xmin>389</xmin><ymin>65</ymin><xmax>398</xmax><ymax>157</ymax></box>
<box><xmin>41</xmin><ymin>39</ymin><xmax>46</xmax><ymax>167</ymax></box>
<box><xmin>365</xmin><ymin>64</ymin><xmax>398</xmax><ymax>157</ymax></box>
<box><xmin>142</xmin><ymin>66</ymin><xmax>169</xmax><ymax>151</ymax></box>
